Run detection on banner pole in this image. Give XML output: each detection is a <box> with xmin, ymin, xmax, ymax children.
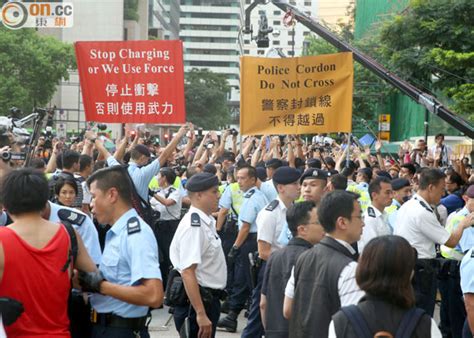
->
<box><xmin>346</xmin><ymin>132</ymin><xmax>351</xmax><ymax>164</ymax></box>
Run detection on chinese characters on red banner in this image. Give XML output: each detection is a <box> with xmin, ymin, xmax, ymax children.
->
<box><xmin>75</xmin><ymin>40</ymin><xmax>185</xmax><ymax>123</ymax></box>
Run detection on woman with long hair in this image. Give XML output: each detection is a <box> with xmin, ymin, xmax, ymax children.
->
<box><xmin>329</xmin><ymin>235</ymin><xmax>441</xmax><ymax>337</ymax></box>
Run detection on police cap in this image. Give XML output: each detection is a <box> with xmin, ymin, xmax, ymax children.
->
<box><xmin>300</xmin><ymin>168</ymin><xmax>330</xmax><ymax>183</ymax></box>
<box><xmin>265</xmin><ymin>158</ymin><xmax>283</xmax><ymax>169</ymax></box>
<box><xmin>256</xmin><ymin>167</ymin><xmax>267</xmax><ymax>182</ymax></box>
<box><xmin>185</xmin><ymin>173</ymin><xmax>219</xmax><ymax>192</ymax></box>
<box><xmin>273</xmin><ymin>166</ymin><xmax>301</xmax><ymax>185</ymax></box>
<box><xmin>391</xmin><ymin>178</ymin><xmax>410</xmax><ymax>191</ymax></box>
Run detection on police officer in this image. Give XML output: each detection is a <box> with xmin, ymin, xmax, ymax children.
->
<box><xmin>260</xmin><ymin>159</ymin><xmax>282</xmax><ymax>202</ymax></box>
<box><xmin>347</xmin><ymin>167</ymin><xmax>371</xmax><ymax>212</ymax></box>
<box><xmin>358</xmin><ymin>177</ymin><xmax>393</xmax><ymax>252</ymax></box>
<box><xmin>278</xmin><ymin>168</ymin><xmax>329</xmax><ymax>245</ymax></box>
<box><xmin>241</xmin><ymin>167</ymin><xmax>301</xmax><ymax>338</ymax></box>
<box><xmin>394</xmin><ymin>169</ymin><xmax>472</xmax><ymax>316</ymax></box>
<box><xmin>170</xmin><ymin>172</ymin><xmax>227</xmax><ymax>338</ymax></box>
<box><xmin>218</xmin><ymin>165</ymin><xmax>268</xmax><ymax>332</ymax></box>
<box><xmin>42</xmin><ymin>200</ymin><xmax>102</xmax><ymax>338</ymax></box>
<box><xmin>150</xmin><ymin>167</ymin><xmax>183</xmax><ymax>286</ymax></box>
<box><xmin>439</xmin><ymin>185</ymin><xmax>474</xmax><ymax>338</ymax></box>
<box><xmin>78</xmin><ymin>166</ymin><xmax>163</xmax><ymax>338</ymax></box>
<box><xmin>385</xmin><ymin>178</ymin><xmax>412</xmax><ymax>231</ymax></box>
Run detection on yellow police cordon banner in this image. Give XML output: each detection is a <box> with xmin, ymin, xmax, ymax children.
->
<box><xmin>240</xmin><ymin>52</ymin><xmax>353</xmax><ymax>135</ymax></box>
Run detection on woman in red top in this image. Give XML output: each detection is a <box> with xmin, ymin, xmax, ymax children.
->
<box><xmin>0</xmin><ymin>168</ymin><xmax>96</xmax><ymax>338</ymax></box>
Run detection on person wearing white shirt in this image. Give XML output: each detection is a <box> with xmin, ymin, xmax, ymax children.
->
<box><xmin>150</xmin><ymin>167</ymin><xmax>183</xmax><ymax>286</ymax></box>
<box><xmin>285</xmin><ymin>190</ymin><xmax>365</xmax><ymax>338</ymax></box>
<box><xmin>428</xmin><ymin>133</ymin><xmax>452</xmax><ymax>167</ymax></box>
<box><xmin>394</xmin><ymin>169</ymin><xmax>472</xmax><ymax>316</ymax></box>
<box><xmin>358</xmin><ymin>177</ymin><xmax>393</xmax><ymax>252</ymax></box>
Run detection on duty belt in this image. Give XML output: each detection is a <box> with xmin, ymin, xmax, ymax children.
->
<box><xmin>91</xmin><ymin>310</ymin><xmax>148</xmax><ymax>330</ymax></box>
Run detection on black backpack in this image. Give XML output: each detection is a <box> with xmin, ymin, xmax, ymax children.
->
<box><xmin>340</xmin><ymin>305</ymin><xmax>425</xmax><ymax>338</ymax></box>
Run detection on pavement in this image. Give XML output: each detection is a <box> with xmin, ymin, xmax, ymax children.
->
<box><xmin>149</xmin><ymin>304</ymin><xmax>441</xmax><ymax>337</ymax></box>
<box><xmin>149</xmin><ymin>306</ymin><xmax>246</xmax><ymax>337</ymax></box>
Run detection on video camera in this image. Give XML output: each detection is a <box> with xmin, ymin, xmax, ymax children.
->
<box><xmin>1</xmin><ymin>151</ymin><xmax>26</xmax><ymax>162</ymax></box>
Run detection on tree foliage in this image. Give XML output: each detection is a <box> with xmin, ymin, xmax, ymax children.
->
<box><xmin>379</xmin><ymin>0</ymin><xmax>474</xmax><ymax>121</ymax></box>
<box><xmin>185</xmin><ymin>68</ymin><xmax>231</xmax><ymax>129</ymax></box>
<box><xmin>124</xmin><ymin>0</ymin><xmax>139</xmax><ymax>22</ymax></box>
<box><xmin>0</xmin><ymin>27</ymin><xmax>75</xmax><ymax>116</ymax></box>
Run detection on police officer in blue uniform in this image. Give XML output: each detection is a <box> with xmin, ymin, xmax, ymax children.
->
<box><xmin>78</xmin><ymin>166</ymin><xmax>163</xmax><ymax>338</ymax></box>
<box><xmin>218</xmin><ymin>165</ymin><xmax>268</xmax><ymax>332</ymax></box>
<box><xmin>170</xmin><ymin>172</ymin><xmax>227</xmax><ymax>338</ymax></box>
<box><xmin>42</xmin><ymin>201</ymin><xmax>102</xmax><ymax>338</ymax></box>
<box><xmin>241</xmin><ymin>166</ymin><xmax>301</xmax><ymax>338</ymax></box>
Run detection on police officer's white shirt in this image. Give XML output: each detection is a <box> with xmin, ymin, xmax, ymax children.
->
<box><xmin>394</xmin><ymin>193</ymin><xmax>450</xmax><ymax>259</ymax></box>
<box><xmin>284</xmin><ymin>237</ymin><xmax>364</xmax><ymax>307</ymax></box>
<box><xmin>359</xmin><ymin>205</ymin><xmax>391</xmax><ymax>252</ymax></box>
<box><xmin>256</xmin><ymin>196</ymin><xmax>287</xmax><ymax>252</ymax></box>
<box><xmin>150</xmin><ymin>186</ymin><xmax>182</xmax><ymax>221</ymax></box>
<box><xmin>170</xmin><ymin>206</ymin><xmax>227</xmax><ymax>290</ymax></box>
<box><xmin>48</xmin><ymin>201</ymin><xmax>102</xmax><ymax>264</ymax></box>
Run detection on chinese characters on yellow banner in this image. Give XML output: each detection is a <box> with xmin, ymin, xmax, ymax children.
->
<box><xmin>240</xmin><ymin>52</ymin><xmax>353</xmax><ymax>135</ymax></box>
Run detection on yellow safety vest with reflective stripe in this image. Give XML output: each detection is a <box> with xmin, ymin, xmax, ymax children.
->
<box><xmin>347</xmin><ymin>182</ymin><xmax>371</xmax><ymax>212</ymax></box>
<box><xmin>229</xmin><ymin>182</ymin><xmax>244</xmax><ymax>216</ymax></box>
<box><xmin>149</xmin><ymin>176</ymin><xmax>182</xmax><ymax>191</ymax></box>
<box><xmin>441</xmin><ymin>209</ymin><xmax>468</xmax><ymax>260</ymax></box>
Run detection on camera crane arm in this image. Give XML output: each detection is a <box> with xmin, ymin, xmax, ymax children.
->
<box><xmin>244</xmin><ymin>0</ymin><xmax>474</xmax><ymax>139</ymax></box>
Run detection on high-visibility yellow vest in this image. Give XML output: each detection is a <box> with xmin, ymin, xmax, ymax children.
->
<box><xmin>441</xmin><ymin>209</ymin><xmax>468</xmax><ymax>260</ymax></box>
<box><xmin>229</xmin><ymin>182</ymin><xmax>244</xmax><ymax>216</ymax></box>
<box><xmin>347</xmin><ymin>182</ymin><xmax>371</xmax><ymax>212</ymax></box>
<box><xmin>149</xmin><ymin>176</ymin><xmax>182</xmax><ymax>191</ymax></box>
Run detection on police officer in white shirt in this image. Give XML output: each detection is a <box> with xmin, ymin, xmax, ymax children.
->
<box><xmin>150</xmin><ymin>167</ymin><xmax>183</xmax><ymax>286</ymax></box>
<box><xmin>359</xmin><ymin>177</ymin><xmax>393</xmax><ymax>252</ymax></box>
<box><xmin>394</xmin><ymin>169</ymin><xmax>472</xmax><ymax>316</ymax></box>
<box><xmin>170</xmin><ymin>173</ymin><xmax>226</xmax><ymax>338</ymax></box>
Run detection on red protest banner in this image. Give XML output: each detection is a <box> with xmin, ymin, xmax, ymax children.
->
<box><xmin>75</xmin><ymin>40</ymin><xmax>185</xmax><ymax>123</ymax></box>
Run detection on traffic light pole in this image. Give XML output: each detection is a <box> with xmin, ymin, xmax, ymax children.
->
<box><xmin>244</xmin><ymin>0</ymin><xmax>474</xmax><ymax>139</ymax></box>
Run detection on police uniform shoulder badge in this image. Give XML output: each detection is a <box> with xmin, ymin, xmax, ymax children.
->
<box><xmin>127</xmin><ymin>217</ymin><xmax>141</xmax><ymax>235</ymax></box>
<box><xmin>367</xmin><ymin>207</ymin><xmax>376</xmax><ymax>218</ymax></box>
<box><xmin>244</xmin><ymin>189</ymin><xmax>255</xmax><ymax>199</ymax></box>
<box><xmin>266</xmin><ymin>199</ymin><xmax>279</xmax><ymax>211</ymax></box>
<box><xmin>418</xmin><ymin>200</ymin><xmax>433</xmax><ymax>213</ymax></box>
<box><xmin>58</xmin><ymin>209</ymin><xmax>86</xmax><ymax>226</ymax></box>
<box><xmin>191</xmin><ymin>213</ymin><xmax>201</xmax><ymax>227</ymax></box>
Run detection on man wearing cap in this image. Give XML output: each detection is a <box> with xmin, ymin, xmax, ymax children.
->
<box><xmin>385</xmin><ymin>178</ymin><xmax>412</xmax><ymax>231</ymax></box>
<box><xmin>218</xmin><ymin>165</ymin><xmax>268</xmax><ymax>333</ymax></box>
<box><xmin>277</xmin><ymin>168</ymin><xmax>329</xmax><ymax>246</ymax></box>
<box><xmin>440</xmin><ymin>185</ymin><xmax>474</xmax><ymax>338</ymax></box>
<box><xmin>240</xmin><ymin>166</ymin><xmax>301</xmax><ymax>338</ymax></box>
<box><xmin>358</xmin><ymin>177</ymin><xmax>393</xmax><ymax>252</ymax></box>
<box><xmin>170</xmin><ymin>172</ymin><xmax>226</xmax><ymax>338</ymax></box>
<box><xmin>260</xmin><ymin>159</ymin><xmax>283</xmax><ymax>202</ymax></box>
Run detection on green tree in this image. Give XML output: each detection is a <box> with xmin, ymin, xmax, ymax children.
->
<box><xmin>303</xmin><ymin>32</ymin><xmax>392</xmax><ymax>125</ymax></box>
<box><xmin>379</xmin><ymin>0</ymin><xmax>474</xmax><ymax>122</ymax></box>
<box><xmin>124</xmin><ymin>0</ymin><xmax>139</xmax><ymax>21</ymax></box>
<box><xmin>185</xmin><ymin>68</ymin><xmax>231</xmax><ymax>129</ymax></box>
<box><xmin>0</xmin><ymin>27</ymin><xmax>75</xmax><ymax>115</ymax></box>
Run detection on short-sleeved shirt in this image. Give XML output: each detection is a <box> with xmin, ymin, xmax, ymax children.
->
<box><xmin>359</xmin><ymin>205</ymin><xmax>391</xmax><ymax>252</ymax></box>
<box><xmin>440</xmin><ymin>208</ymin><xmax>474</xmax><ymax>260</ymax></box>
<box><xmin>238</xmin><ymin>187</ymin><xmax>268</xmax><ymax>233</ymax></box>
<box><xmin>170</xmin><ymin>206</ymin><xmax>227</xmax><ymax>290</ymax></box>
<box><xmin>460</xmin><ymin>248</ymin><xmax>474</xmax><ymax>294</ymax></box>
<box><xmin>150</xmin><ymin>186</ymin><xmax>182</xmax><ymax>220</ymax></box>
<box><xmin>386</xmin><ymin>199</ymin><xmax>402</xmax><ymax>232</ymax></box>
<box><xmin>394</xmin><ymin>193</ymin><xmax>450</xmax><ymax>259</ymax></box>
<box><xmin>260</xmin><ymin>179</ymin><xmax>277</xmax><ymax>202</ymax></box>
<box><xmin>107</xmin><ymin>157</ymin><xmax>160</xmax><ymax>201</ymax></box>
<box><xmin>48</xmin><ymin>201</ymin><xmax>102</xmax><ymax>264</ymax></box>
<box><xmin>256</xmin><ymin>197</ymin><xmax>287</xmax><ymax>252</ymax></box>
<box><xmin>91</xmin><ymin>209</ymin><xmax>161</xmax><ymax>317</ymax></box>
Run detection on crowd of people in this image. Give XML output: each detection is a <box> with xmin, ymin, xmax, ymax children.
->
<box><xmin>0</xmin><ymin>123</ymin><xmax>472</xmax><ymax>338</ymax></box>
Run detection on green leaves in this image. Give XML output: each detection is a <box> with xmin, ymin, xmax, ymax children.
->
<box><xmin>379</xmin><ymin>0</ymin><xmax>474</xmax><ymax>121</ymax></box>
<box><xmin>0</xmin><ymin>27</ymin><xmax>75</xmax><ymax>115</ymax></box>
<box><xmin>184</xmin><ymin>68</ymin><xmax>231</xmax><ymax>130</ymax></box>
